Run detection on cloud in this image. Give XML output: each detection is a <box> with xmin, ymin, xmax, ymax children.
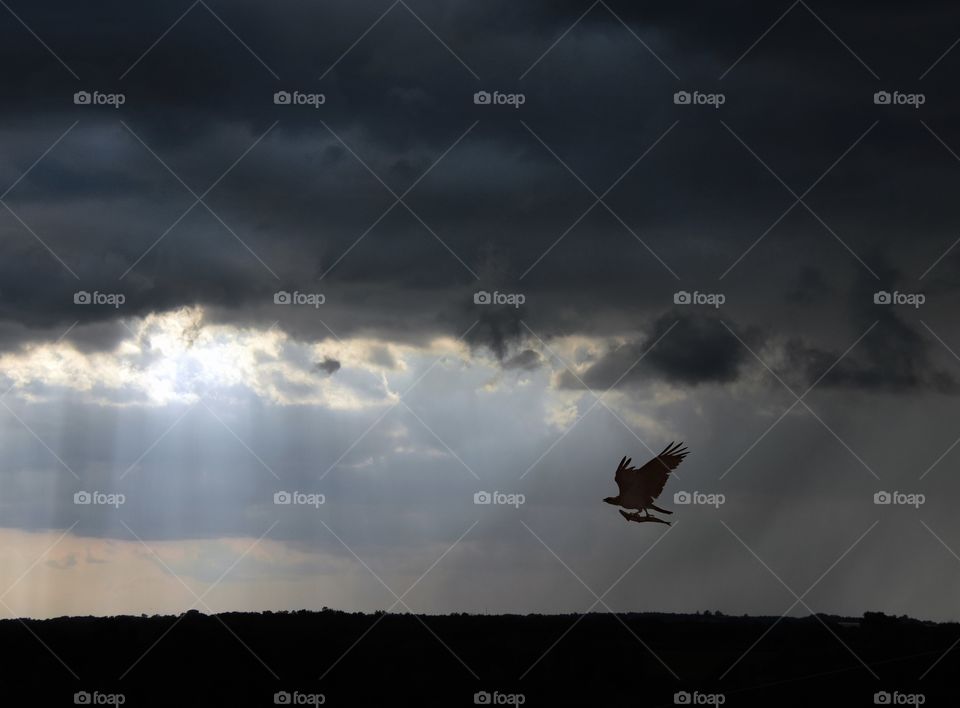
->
<box><xmin>0</xmin><ymin>0</ymin><xmax>955</xmax><ymax>372</ymax></box>
<box><xmin>314</xmin><ymin>357</ymin><xmax>342</xmax><ymax>376</ymax></box>
<box><xmin>645</xmin><ymin>314</ymin><xmax>751</xmax><ymax>385</ymax></box>
<box><xmin>782</xmin><ymin>320</ymin><xmax>957</xmax><ymax>394</ymax></box>
<box><xmin>366</xmin><ymin>345</ymin><xmax>398</xmax><ymax>369</ymax></box>
<box><xmin>559</xmin><ymin>313</ymin><xmax>753</xmax><ymax>389</ymax></box>
<box><xmin>502</xmin><ymin>348</ymin><xmax>542</xmax><ymax>371</ymax></box>
<box><xmin>46</xmin><ymin>552</ymin><xmax>78</xmax><ymax>570</ymax></box>
<box><xmin>0</xmin><ymin>308</ymin><xmax>413</xmax><ymax>408</ymax></box>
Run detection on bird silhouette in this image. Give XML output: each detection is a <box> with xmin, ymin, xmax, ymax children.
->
<box><xmin>603</xmin><ymin>442</ymin><xmax>688</xmax><ymax>525</ymax></box>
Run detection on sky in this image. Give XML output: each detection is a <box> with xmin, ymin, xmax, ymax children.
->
<box><xmin>1</xmin><ymin>0</ymin><xmax>960</xmax><ymax>626</ymax></box>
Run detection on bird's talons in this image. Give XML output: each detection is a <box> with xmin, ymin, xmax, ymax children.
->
<box><xmin>619</xmin><ymin>510</ymin><xmax>670</xmax><ymax>525</ymax></box>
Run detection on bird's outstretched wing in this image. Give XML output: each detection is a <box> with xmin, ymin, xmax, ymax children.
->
<box><xmin>614</xmin><ymin>455</ymin><xmax>637</xmax><ymax>496</ymax></box>
<box><xmin>636</xmin><ymin>441</ymin><xmax>688</xmax><ymax>499</ymax></box>
<box><xmin>621</xmin><ymin>442</ymin><xmax>689</xmax><ymax>500</ymax></box>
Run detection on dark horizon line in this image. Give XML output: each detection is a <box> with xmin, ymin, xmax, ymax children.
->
<box><xmin>3</xmin><ymin>607</ymin><xmax>951</xmax><ymax>625</ymax></box>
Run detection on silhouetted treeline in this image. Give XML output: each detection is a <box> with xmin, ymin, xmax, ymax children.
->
<box><xmin>2</xmin><ymin>609</ymin><xmax>957</xmax><ymax>706</ymax></box>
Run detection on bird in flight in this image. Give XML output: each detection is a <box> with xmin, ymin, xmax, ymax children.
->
<box><xmin>603</xmin><ymin>442</ymin><xmax>689</xmax><ymax>525</ymax></box>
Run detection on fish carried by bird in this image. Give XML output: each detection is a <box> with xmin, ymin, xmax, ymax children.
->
<box><xmin>603</xmin><ymin>442</ymin><xmax>689</xmax><ymax>525</ymax></box>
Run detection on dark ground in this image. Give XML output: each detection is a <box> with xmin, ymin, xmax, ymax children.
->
<box><xmin>2</xmin><ymin>610</ymin><xmax>956</xmax><ymax>706</ymax></box>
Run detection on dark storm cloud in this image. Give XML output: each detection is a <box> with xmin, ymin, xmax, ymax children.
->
<box><xmin>314</xmin><ymin>356</ymin><xmax>342</xmax><ymax>376</ymax></box>
<box><xmin>784</xmin><ymin>330</ymin><xmax>958</xmax><ymax>394</ymax></box>
<box><xmin>465</xmin><ymin>306</ymin><xmax>525</xmax><ymax>361</ymax></box>
<box><xmin>782</xmin><ymin>264</ymin><xmax>958</xmax><ymax>393</ymax></box>
<box><xmin>786</xmin><ymin>266</ymin><xmax>834</xmax><ymax>305</ymax></box>
<box><xmin>1</xmin><ymin>0</ymin><xmax>959</xmax><ymax>392</ymax></box>
<box><xmin>559</xmin><ymin>312</ymin><xmax>754</xmax><ymax>389</ymax></box>
<box><xmin>502</xmin><ymin>348</ymin><xmax>542</xmax><ymax>371</ymax></box>
<box><xmin>646</xmin><ymin>314</ymin><xmax>752</xmax><ymax>385</ymax></box>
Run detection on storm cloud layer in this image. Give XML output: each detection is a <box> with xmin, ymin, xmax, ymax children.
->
<box><xmin>0</xmin><ymin>0</ymin><xmax>958</xmax><ymax>367</ymax></box>
<box><xmin>2</xmin><ymin>0</ymin><xmax>960</xmax><ymax>632</ymax></box>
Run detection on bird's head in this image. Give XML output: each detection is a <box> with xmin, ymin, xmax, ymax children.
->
<box><xmin>602</xmin><ymin>496</ymin><xmax>618</xmax><ymax>505</ymax></box>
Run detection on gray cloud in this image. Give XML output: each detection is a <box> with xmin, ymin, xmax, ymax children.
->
<box><xmin>559</xmin><ymin>313</ymin><xmax>754</xmax><ymax>389</ymax></box>
<box><xmin>502</xmin><ymin>348</ymin><xmax>542</xmax><ymax>371</ymax></box>
<box><xmin>0</xmin><ymin>0</ymin><xmax>955</xmax><ymax>376</ymax></box>
<box><xmin>46</xmin><ymin>553</ymin><xmax>78</xmax><ymax>570</ymax></box>
<box><xmin>314</xmin><ymin>356</ymin><xmax>342</xmax><ymax>376</ymax></box>
<box><xmin>366</xmin><ymin>345</ymin><xmax>398</xmax><ymax>369</ymax></box>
